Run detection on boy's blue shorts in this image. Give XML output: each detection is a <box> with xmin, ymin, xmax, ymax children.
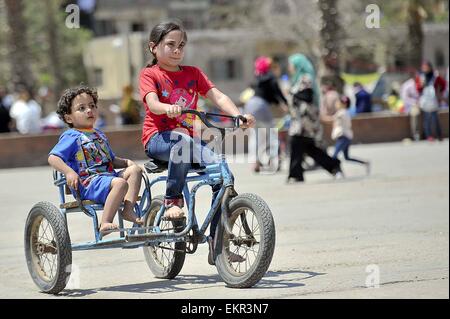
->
<box><xmin>77</xmin><ymin>172</ymin><xmax>119</xmax><ymax>204</ymax></box>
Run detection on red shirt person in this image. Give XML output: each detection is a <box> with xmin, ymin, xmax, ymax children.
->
<box><xmin>139</xmin><ymin>64</ymin><xmax>214</xmax><ymax>148</ymax></box>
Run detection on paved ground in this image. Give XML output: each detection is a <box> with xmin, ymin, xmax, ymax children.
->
<box><xmin>0</xmin><ymin>140</ymin><xmax>448</xmax><ymax>299</ymax></box>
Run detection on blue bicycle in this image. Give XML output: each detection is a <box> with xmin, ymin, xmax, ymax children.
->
<box><xmin>24</xmin><ymin>110</ymin><xmax>276</xmax><ymax>294</ymax></box>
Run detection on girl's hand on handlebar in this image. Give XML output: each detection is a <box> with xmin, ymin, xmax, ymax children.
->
<box><xmin>166</xmin><ymin>104</ymin><xmax>182</xmax><ymax>118</ymax></box>
<box><xmin>240</xmin><ymin>114</ymin><xmax>255</xmax><ymax>128</ymax></box>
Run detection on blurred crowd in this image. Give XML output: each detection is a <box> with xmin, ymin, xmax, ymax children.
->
<box><xmin>0</xmin><ymin>85</ymin><xmax>67</xmax><ymax>134</ymax></box>
<box><xmin>1</xmin><ymin>57</ymin><xmax>448</xmax><ymax>137</ymax></box>
<box><xmin>239</xmin><ymin>55</ymin><xmax>448</xmax><ymax>180</ymax></box>
<box><xmin>1</xmin><ymin>53</ymin><xmax>448</xmax><ymax>182</ymax></box>
<box><xmin>0</xmin><ymin>83</ymin><xmax>143</xmax><ymax>134</ymax></box>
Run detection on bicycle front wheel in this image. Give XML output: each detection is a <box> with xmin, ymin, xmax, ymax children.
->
<box><xmin>215</xmin><ymin>193</ymin><xmax>275</xmax><ymax>288</ymax></box>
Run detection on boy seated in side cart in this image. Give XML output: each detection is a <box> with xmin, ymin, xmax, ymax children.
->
<box><xmin>48</xmin><ymin>86</ymin><xmax>143</xmax><ymax>237</ymax></box>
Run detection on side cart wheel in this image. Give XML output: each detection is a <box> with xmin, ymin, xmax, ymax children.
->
<box><xmin>143</xmin><ymin>196</ymin><xmax>186</xmax><ymax>279</ymax></box>
<box><xmin>24</xmin><ymin>201</ymin><xmax>72</xmax><ymax>294</ymax></box>
<box><xmin>215</xmin><ymin>193</ymin><xmax>275</xmax><ymax>288</ymax></box>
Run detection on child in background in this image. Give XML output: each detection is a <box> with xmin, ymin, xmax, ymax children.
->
<box><xmin>332</xmin><ymin>95</ymin><xmax>370</xmax><ymax>175</ymax></box>
<box><xmin>48</xmin><ymin>86</ymin><xmax>143</xmax><ymax>237</ymax></box>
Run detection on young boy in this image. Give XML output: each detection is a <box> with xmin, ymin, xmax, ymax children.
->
<box><xmin>48</xmin><ymin>86</ymin><xmax>143</xmax><ymax>237</ymax></box>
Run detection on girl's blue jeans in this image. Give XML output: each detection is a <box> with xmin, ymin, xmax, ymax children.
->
<box><xmin>332</xmin><ymin>136</ymin><xmax>367</xmax><ymax>165</ymax></box>
<box><xmin>145</xmin><ymin>130</ymin><xmax>224</xmax><ymax>237</ymax></box>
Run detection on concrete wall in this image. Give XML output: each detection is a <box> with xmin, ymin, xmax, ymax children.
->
<box><xmin>322</xmin><ymin>110</ymin><xmax>449</xmax><ymax>145</ymax></box>
<box><xmin>0</xmin><ymin>125</ymin><xmax>144</xmax><ymax>169</ymax></box>
<box><xmin>0</xmin><ymin>111</ymin><xmax>448</xmax><ymax>169</ymax></box>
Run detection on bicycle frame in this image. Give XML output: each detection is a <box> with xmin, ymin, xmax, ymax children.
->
<box><xmin>53</xmin><ymin>111</ymin><xmax>243</xmax><ymax>252</ymax></box>
<box><xmin>29</xmin><ymin>110</ymin><xmax>274</xmax><ymax>293</ymax></box>
<box><xmin>138</xmin><ymin>156</ymin><xmax>235</xmax><ymax>241</ymax></box>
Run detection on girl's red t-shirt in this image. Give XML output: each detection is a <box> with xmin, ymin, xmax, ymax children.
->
<box><xmin>139</xmin><ymin>64</ymin><xmax>215</xmax><ymax>148</ymax></box>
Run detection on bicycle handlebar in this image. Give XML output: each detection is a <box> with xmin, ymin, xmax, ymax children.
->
<box><xmin>180</xmin><ymin>109</ymin><xmax>247</xmax><ymax>130</ymax></box>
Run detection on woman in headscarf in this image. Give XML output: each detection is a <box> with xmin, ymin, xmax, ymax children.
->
<box><xmin>288</xmin><ymin>53</ymin><xmax>320</xmax><ymax>108</ymax></box>
<box><xmin>244</xmin><ymin>56</ymin><xmax>288</xmax><ymax>172</ymax></box>
<box><xmin>286</xmin><ymin>53</ymin><xmax>342</xmax><ymax>182</ymax></box>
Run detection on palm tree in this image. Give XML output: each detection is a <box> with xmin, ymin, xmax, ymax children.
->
<box><xmin>317</xmin><ymin>0</ymin><xmax>344</xmax><ymax>91</ymax></box>
<box><xmin>407</xmin><ymin>0</ymin><xmax>425</xmax><ymax>68</ymax></box>
<box><xmin>406</xmin><ymin>0</ymin><xmax>448</xmax><ymax>68</ymax></box>
<box><xmin>4</xmin><ymin>0</ymin><xmax>35</xmax><ymax>91</ymax></box>
<box><xmin>378</xmin><ymin>0</ymin><xmax>447</xmax><ymax>69</ymax></box>
<box><xmin>44</xmin><ymin>0</ymin><xmax>64</xmax><ymax>98</ymax></box>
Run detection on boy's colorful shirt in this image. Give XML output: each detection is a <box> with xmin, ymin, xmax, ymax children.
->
<box><xmin>49</xmin><ymin>128</ymin><xmax>116</xmax><ymax>186</ymax></box>
<box><xmin>139</xmin><ymin>64</ymin><xmax>215</xmax><ymax>148</ymax></box>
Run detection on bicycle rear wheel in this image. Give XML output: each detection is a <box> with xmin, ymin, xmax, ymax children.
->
<box><xmin>24</xmin><ymin>201</ymin><xmax>72</xmax><ymax>294</ymax></box>
<box><xmin>143</xmin><ymin>196</ymin><xmax>186</xmax><ymax>279</ymax></box>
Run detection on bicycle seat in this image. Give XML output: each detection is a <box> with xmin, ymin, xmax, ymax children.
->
<box><xmin>144</xmin><ymin>158</ymin><xmax>168</xmax><ymax>173</ymax></box>
<box><xmin>144</xmin><ymin>159</ymin><xmax>207</xmax><ymax>174</ymax></box>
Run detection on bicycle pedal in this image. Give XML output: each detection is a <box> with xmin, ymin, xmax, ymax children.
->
<box><xmin>161</xmin><ymin>216</ymin><xmax>186</xmax><ymax>222</ymax></box>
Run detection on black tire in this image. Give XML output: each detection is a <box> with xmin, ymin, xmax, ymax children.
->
<box><xmin>143</xmin><ymin>196</ymin><xmax>186</xmax><ymax>279</ymax></box>
<box><xmin>24</xmin><ymin>201</ymin><xmax>72</xmax><ymax>294</ymax></box>
<box><xmin>215</xmin><ymin>193</ymin><xmax>275</xmax><ymax>288</ymax></box>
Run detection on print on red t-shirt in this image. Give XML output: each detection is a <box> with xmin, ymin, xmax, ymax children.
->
<box><xmin>139</xmin><ymin>64</ymin><xmax>215</xmax><ymax>148</ymax></box>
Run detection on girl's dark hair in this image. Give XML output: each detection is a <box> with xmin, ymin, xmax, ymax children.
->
<box><xmin>148</xmin><ymin>21</ymin><xmax>187</xmax><ymax>66</ymax></box>
<box><xmin>57</xmin><ymin>85</ymin><xmax>98</xmax><ymax>127</ymax></box>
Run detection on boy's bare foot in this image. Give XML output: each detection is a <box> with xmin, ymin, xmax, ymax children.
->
<box><xmin>164</xmin><ymin>205</ymin><xmax>185</xmax><ymax>220</ymax></box>
<box><xmin>120</xmin><ymin>210</ymin><xmax>144</xmax><ymax>225</ymax></box>
<box><xmin>99</xmin><ymin>222</ymin><xmax>119</xmax><ymax>237</ymax></box>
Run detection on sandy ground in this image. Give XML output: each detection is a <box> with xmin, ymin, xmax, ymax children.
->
<box><xmin>0</xmin><ymin>139</ymin><xmax>448</xmax><ymax>299</ymax></box>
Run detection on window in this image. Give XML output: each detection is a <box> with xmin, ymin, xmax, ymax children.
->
<box><xmin>209</xmin><ymin>58</ymin><xmax>242</xmax><ymax>81</ymax></box>
<box><xmin>131</xmin><ymin>22</ymin><xmax>145</xmax><ymax>32</ymax></box>
<box><xmin>435</xmin><ymin>49</ymin><xmax>445</xmax><ymax>68</ymax></box>
<box><xmin>94</xmin><ymin>20</ymin><xmax>117</xmax><ymax>36</ymax></box>
<box><xmin>93</xmin><ymin>68</ymin><xmax>103</xmax><ymax>87</ymax></box>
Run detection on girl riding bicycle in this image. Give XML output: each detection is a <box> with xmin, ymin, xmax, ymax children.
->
<box><xmin>139</xmin><ymin>21</ymin><xmax>255</xmax><ymax>262</ymax></box>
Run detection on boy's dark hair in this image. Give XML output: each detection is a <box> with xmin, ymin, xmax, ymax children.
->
<box><xmin>147</xmin><ymin>20</ymin><xmax>187</xmax><ymax>66</ymax></box>
<box><xmin>57</xmin><ymin>85</ymin><xmax>98</xmax><ymax>127</ymax></box>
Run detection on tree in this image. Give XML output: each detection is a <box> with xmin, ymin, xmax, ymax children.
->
<box><xmin>0</xmin><ymin>0</ymin><xmax>92</xmax><ymax>110</ymax></box>
<box><xmin>317</xmin><ymin>0</ymin><xmax>344</xmax><ymax>91</ymax></box>
<box><xmin>342</xmin><ymin>0</ymin><xmax>448</xmax><ymax>70</ymax></box>
<box><xmin>208</xmin><ymin>0</ymin><xmax>322</xmax><ymax>59</ymax></box>
<box><xmin>44</xmin><ymin>0</ymin><xmax>65</xmax><ymax>98</ymax></box>
<box><xmin>23</xmin><ymin>0</ymin><xmax>92</xmax><ymax>98</ymax></box>
<box><xmin>3</xmin><ymin>0</ymin><xmax>35</xmax><ymax>91</ymax></box>
<box><xmin>406</xmin><ymin>0</ymin><xmax>444</xmax><ymax>69</ymax></box>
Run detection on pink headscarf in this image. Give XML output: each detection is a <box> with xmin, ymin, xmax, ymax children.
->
<box><xmin>254</xmin><ymin>56</ymin><xmax>272</xmax><ymax>76</ymax></box>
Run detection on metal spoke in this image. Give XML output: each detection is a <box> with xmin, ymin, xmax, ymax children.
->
<box><xmin>223</xmin><ymin>207</ymin><xmax>264</xmax><ymax>275</ymax></box>
<box><xmin>41</xmin><ymin>254</ymin><xmax>52</xmax><ymax>278</ymax></box>
<box><xmin>251</xmin><ymin>214</ymin><xmax>260</xmax><ymax>235</ymax></box>
<box><xmin>41</xmin><ymin>220</ymin><xmax>52</xmax><ymax>243</ymax></box>
<box><xmin>32</xmin><ymin>217</ymin><xmax>57</xmax><ymax>281</ymax></box>
<box><xmin>150</xmin><ymin>216</ymin><xmax>178</xmax><ymax>269</ymax></box>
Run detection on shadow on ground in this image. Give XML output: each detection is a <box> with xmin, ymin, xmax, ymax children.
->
<box><xmin>58</xmin><ymin>269</ymin><xmax>326</xmax><ymax>298</ymax></box>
